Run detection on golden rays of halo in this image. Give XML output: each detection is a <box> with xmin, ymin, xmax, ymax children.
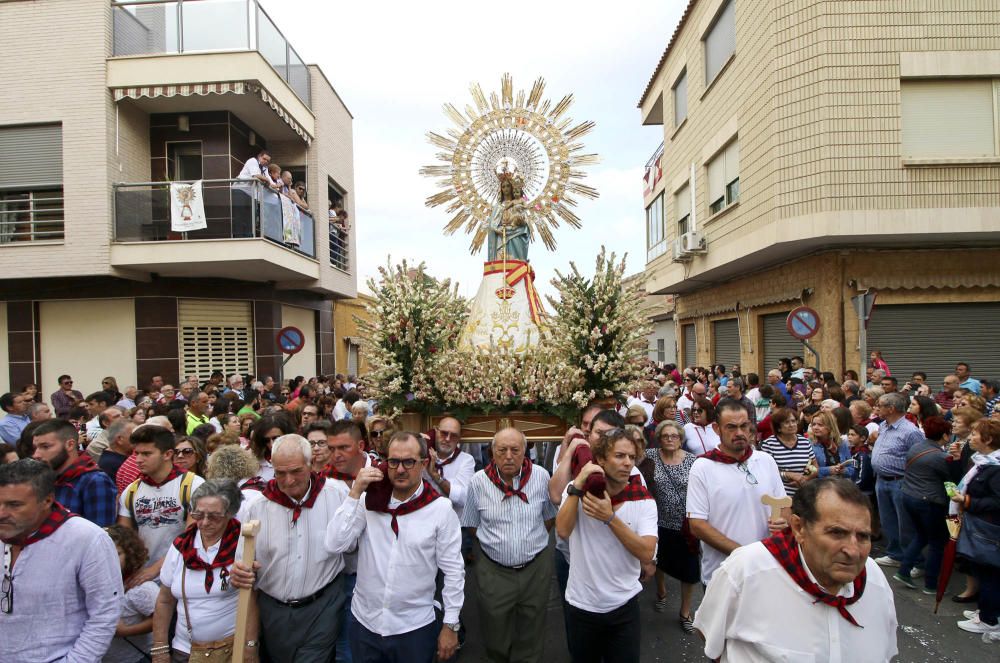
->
<box><xmin>420</xmin><ymin>73</ymin><xmax>600</xmax><ymax>254</ymax></box>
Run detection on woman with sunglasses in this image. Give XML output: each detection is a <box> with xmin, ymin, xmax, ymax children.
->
<box><xmin>249</xmin><ymin>413</ymin><xmax>295</xmax><ymax>482</ymax></box>
<box><xmin>683</xmin><ymin>398</ymin><xmax>721</xmax><ymax>455</ymax></box>
<box><xmin>365</xmin><ymin>415</ymin><xmax>394</xmax><ymax>458</ymax></box>
<box><xmin>173</xmin><ymin>436</ymin><xmax>207</xmax><ymax>478</ymax></box>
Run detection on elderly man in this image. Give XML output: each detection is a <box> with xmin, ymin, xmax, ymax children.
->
<box><xmin>98</xmin><ymin>417</ymin><xmax>135</xmax><ymax>483</ymax></box>
<box><xmin>0</xmin><ymin>392</ymin><xmax>30</xmax><ymax>444</ymax></box>
<box><xmin>117</xmin><ymin>385</ymin><xmax>138</xmax><ymax>410</ymax></box>
<box><xmin>28</xmin><ymin>402</ymin><xmax>52</xmax><ymax>423</ymax></box>
<box><xmin>427</xmin><ymin>416</ymin><xmax>476</xmax><ymax>559</ymax></box>
<box><xmin>462</xmin><ymin>427</ymin><xmax>556</xmax><ymax>663</ymax></box>
<box><xmin>936</xmin><ymin>374</ymin><xmax>961</xmax><ymax>411</ymax></box>
<box><xmin>32</xmin><ymin>418</ymin><xmax>117</xmax><ymax>526</ymax></box>
<box><xmin>626</xmin><ymin>381</ymin><xmax>659</xmax><ymax>424</ymax></box>
<box><xmin>232</xmin><ymin>434</ymin><xmax>348</xmax><ymax>662</ymax></box>
<box><xmin>695</xmin><ymin>477</ymin><xmax>898</xmax><ymax>661</ymax></box>
<box><xmin>0</xmin><ymin>459</ymin><xmax>122</xmax><ymax>662</ymax></box>
<box><xmin>327</xmin><ymin>432</ymin><xmax>465</xmax><ymax>663</ymax></box>
<box><xmin>84</xmin><ymin>406</ymin><xmax>125</xmax><ymax>461</ymax></box>
<box><xmin>185</xmin><ymin>391</ymin><xmax>211</xmax><ymax>434</ymax></box>
<box><xmin>871</xmin><ymin>391</ymin><xmax>925</xmax><ymax>567</ymax></box>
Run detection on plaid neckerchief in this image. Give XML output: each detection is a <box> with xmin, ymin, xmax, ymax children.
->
<box><xmin>1</xmin><ymin>503</ymin><xmax>77</xmax><ymax>546</ymax></box>
<box><xmin>762</xmin><ymin>528</ymin><xmax>866</xmax><ymax>627</ymax></box>
<box><xmin>435</xmin><ymin>448</ymin><xmax>461</xmax><ymax>469</ymax></box>
<box><xmin>367</xmin><ymin>480</ymin><xmax>441</xmax><ymax>537</ymax></box>
<box><xmin>610</xmin><ymin>474</ymin><xmax>653</xmax><ymax>505</ymax></box>
<box><xmin>55</xmin><ymin>455</ymin><xmax>101</xmax><ymax>487</ymax></box>
<box><xmin>240</xmin><ymin>476</ymin><xmax>267</xmax><ymax>492</ymax></box>
<box><xmin>325</xmin><ymin>466</ymin><xmax>356</xmax><ymax>482</ymax></box>
<box><xmin>700</xmin><ymin>447</ymin><xmax>752</xmax><ymax>465</ymax></box>
<box><xmin>484</xmin><ymin>459</ymin><xmax>532</xmax><ymax>503</ymax></box>
<box><xmin>262</xmin><ymin>474</ymin><xmax>327</xmax><ymax>524</ymax></box>
<box><xmin>173</xmin><ymin>518</ymin><xmax>241</xmax><ymax>593</ymax></box>
<box><xmin>139</xmin><ymin>465</ymin><xmax>183</xmax><ymax>488</ymax></box>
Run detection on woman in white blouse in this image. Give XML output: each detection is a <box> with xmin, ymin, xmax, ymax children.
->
<box><xmin>683</xmin><ymin>397</ymin><xmax>721</xmax><ymax>456</ymax></box>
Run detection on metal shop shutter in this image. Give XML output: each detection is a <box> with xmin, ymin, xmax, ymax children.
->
<box><xmin>712</xmin><ymin>318</ymin><xmax>740</xmax><ymax>368</ymax></box>
<box><xmin>867</xmin><ymin>303</ymin><xmax>1000</xmax><ymax>387</ymax></box>
<box><xmin>178</xmin><ymin>300</ymin><xmax>255</xmax><ymax>383</ymax></box>
<box><xmin>762</xmin><ymin>312</ymin><xmax>803</xmax><ymax>375</ymax></box>
<box><xmin>682</xmin><ymin>324</ymin><xmax>697</xmax><ymax>369</ymax></box>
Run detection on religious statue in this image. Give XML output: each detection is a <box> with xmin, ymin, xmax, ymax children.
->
<box><xmin>486</xmin><ymin>160</ymin><xmax>530</xmax><ymax>262</ymax></box>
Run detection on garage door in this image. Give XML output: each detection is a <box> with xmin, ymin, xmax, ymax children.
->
<box><xmin>762</xmin><ymin>312</ymin><xmax>803</xmax><ymax>375</ymax></box>
<box><xmin>178</xmin><ymin>300</ymin><xmax>254</xmax><ymax>383</ymax></box>
<box><xmin>867</xmin><ymin>302</ymin><xmax>1000</xmax><ymax>387</ymax></box>
<box><xmin>682</xmin><ymin>323</ymin><xmax>697</xmax><ymax>369</ymax></box>
<box><xmin>712</xmin><ymin>318</ymin><xmax>740</xmax><ymax>368</ymax></box>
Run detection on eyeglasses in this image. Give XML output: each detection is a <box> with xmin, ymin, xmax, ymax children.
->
<box><xmin>660</xmin><ymin>433</ymin><xmax>682</xmax><ymax>441</ymax></box>
<box><xmin>386</xmin><ymin>458</ymin><xmax>421</xmax><ymax>469</ymax></box>
<box><xmin>308</xmin><ymin>439</ymin><xmax>327</xmax><ymax>447</ymax></box>
<box><xmin>690</xmin><ymin>408</ymin><xmax>704</xmax><ymax>413</ymax></box>
<box><xmin>370</xmin><ymin>429</ymin><xmax>385</xmax><ymax>438</ymax></box>
<box><xmin>175</xmin><ymin>448</ymin><xmax>196</xmax><ymax>456</ymax></box>
<box><xmin>1</xmin><ymin>573</ymin><xmax>12</xmax><ymax>614</ymax></box>
<box><xmin>190</xmin><ymin>511</ymin><xmax>227</xmax><ymax>522</ymax></box>
<box><xmin>736</xmin><ymin>461</ymin><xmax>758</xmax><ymax>485</ymax></box>
<box><xmin>437</xmin><ymin>430</ymin><xmax>460</xmax><ymax>440</ymax></box>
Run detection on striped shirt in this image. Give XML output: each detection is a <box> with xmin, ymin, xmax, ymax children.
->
<box><xmin>461</xmin><ymin>463</ymin><xmax>556</xmax><ymax>567</ymax></box>
<box><xmin>759</xmin><ymin>435</ymin><xmax>815</xmax><ymax>496</ymax></box>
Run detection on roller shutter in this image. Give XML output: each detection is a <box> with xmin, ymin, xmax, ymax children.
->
<box><xmin>712</xmin><ymin>318</ymin><xmax>740</xmax><ymax>368</ymax></box>
<box><xmin>867</xmin><ymin>303</ymin><xmax>1000</xmax><ymax>387</ymax></box>
<box><xmin>178</xmin><ymin>300</ymin><xmax>254</xmax><ymax>383</ymax></box>
<box><xmin>0</xmin><ymin>124</ymin><xmax>63</xmax><ymax>190</ymax></box>
<box><xmin>762</xmin><ymin>312</ymin><xmax>803</xmax><ymax>375</ymax></box>
<box><xmin>683</xmin><ymin>323</ymin><xmax>697</xmax><ymax>369</ymax></box>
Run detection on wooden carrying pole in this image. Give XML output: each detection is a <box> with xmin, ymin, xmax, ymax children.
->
<box><xmin>761</xmin><ymin>494</ymin><xmax>792</xmax><ymax>524</ymax></box>
<box><xmin>233</xmin><ymin>520</ymin><xmax>260</xmax><ymax>662</ymax></box>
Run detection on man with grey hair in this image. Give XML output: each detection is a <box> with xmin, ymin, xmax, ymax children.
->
<box><xmin>27</xmin><ymin>402</ymin><xmax>52</xmax><ymax>423</ymax></box>
<box><xmin>0</xmin><ymin>459</ymin><xmax>122</xmax><ymax>662</ymax></box>
<box><xmin>871</xmin><ymin>391</ymin><xmax>924</xmax><ymax>567</ymax></box>
<box><xmin>231</xmin><ymin>434</ymin><xmax>349</xmax><ymax>662</ymax></box>
<box><xmin>725</xmin><ymin>377</ymin><xmax>757</xmax><ymax>424</ymax></box>
<box><xmin>98</xmin><ymin>418</ymin><xmax>135</xmax><ymax>483</ymax></box>
<box><xmin>766</xmin><ymin>369</ymin><xmax>790</xmax><ymax>402</ymax></box>
<box><xmin>462</xmin><ymin>427</ymin><xmax>556</xmax><ymax>662</ymax></box>
<box><xmin>225</xmin><ymin>373</ymin><xmax>248</xmax><ymax>401</ymax></box>
<box><xmin>84</xmin><ymin>406</ymin><xmax>125</xmax><ymax>461</ymax></box>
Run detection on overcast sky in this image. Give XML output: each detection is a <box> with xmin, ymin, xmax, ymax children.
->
<box><xmin>265</xmin><ymin>0</ymin><xmax>684</xmax><ymax>298</ymax></box>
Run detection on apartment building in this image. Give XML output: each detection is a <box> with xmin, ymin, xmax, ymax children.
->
<box><xmin>624</xmin><ymin>272</ymin><xmax>677</xmax><ymax>366</ymax></box>
<box><xmin>0</xmin><ymin>0</ymin><xmax>358</xmax><ymax>394</ymax></box>
<box><xmin>639</xmin><ymin>0</ymin><xmax>1000</xmax><ymax>384</ymax></box>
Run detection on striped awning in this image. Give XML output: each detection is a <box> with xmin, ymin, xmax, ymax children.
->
<box><xmin>112</xmin><ymin>81</ymin><xmax>312</xmax><ymax>145</ymax></box>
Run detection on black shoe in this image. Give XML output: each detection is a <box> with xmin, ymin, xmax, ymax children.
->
<box><xmin>952</xmin><ymin>593</ymin><xmax>980</xmax><ymax>603</ymax></box>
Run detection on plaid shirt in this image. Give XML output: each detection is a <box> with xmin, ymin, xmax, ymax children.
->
<box><xmin>54</xmin><ymin>470</ymin><xmax>118</xmax><ymax>527</ymax></box>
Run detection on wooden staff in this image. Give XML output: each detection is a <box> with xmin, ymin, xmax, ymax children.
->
<box><xmin>761</xmin><ymin>494</ymin><xmax>792</xmax><ymax>524</ymax></box>
<box><xmin>233</xmin><ymin>520</ymin><xmax>260</xmax><ymax>662</ymax></box>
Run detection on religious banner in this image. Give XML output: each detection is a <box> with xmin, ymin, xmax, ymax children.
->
<box><xmin>280</xmin><ymin>194</ymin><xmax>301</xmax><ymax>247</ymax></box>
<box><xmin>169</xmin><ymin>180</ymin><xmax>207</xmax><ymax>232</ymax></box>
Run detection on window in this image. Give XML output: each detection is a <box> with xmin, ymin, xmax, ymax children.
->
<box><xmin>675</xmin><ymin>183</ymin><xmax>691</xmax><ymax>237</ymax></box>
<box><xmin>646</xmin><ymin>193</ymin><xmax>665</xmax><ymax>261</ymax></box>
<box><xmin>673</xmin><ymin>69</ymin><xmax>688</xmax><ymax>128</ymax></box>
<box><xmin>178</xmin><ymin>299</ymin><xmax>255</xmax><ymax>381</ymax></box>
<box><xmin>901</xmin><ymin>79</ymin><xmax>999</xmax><ymax>159</ymax></box>
<box><xmin>704</xmin><ymin>0</ymin><xmax>735</xmax><ymax>85</ymax></box>
<box><xmin>347</xmin><ymin>341</ymin><xmax>360</xmax><ymax>375</ymax></box>
<box><xmin>328</xmin><ymin>177</ymin><xmax>350</xmax><ymax>271</ymax></box>
<box><xmin>707</xmin><ymin>140</ymin><xmax>740</xmax><ymax>215</ymax></box>
<box><xmin>0</xmin><ymin>123</ymin><xmax>64</xmax><ymax>243</ymax></box>
<box><xmin>657</xmin><ymin>338</ymin><xmax>666</xmax><ymax>363</ymax></box>
<box><xmin>166</xmin><ymin>141</ymin><xmax>203</xmax><ymax>181</ymax></box>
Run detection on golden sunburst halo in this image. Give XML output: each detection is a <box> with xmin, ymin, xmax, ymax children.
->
<box><xmin>420</xmin><ymin>73</ymin><xmax>600</xmax><ymax>253</ymax></box>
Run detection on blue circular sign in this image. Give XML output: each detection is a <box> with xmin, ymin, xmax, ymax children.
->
<box><xmin>786</xmin><ymin>306</ymin><xmax>820</xmax><ymax>340</ymax></box>
<box><xmin>276</xmin><ymin>326</ymin><xmax>305</xmax><ymax>355</ymax></box>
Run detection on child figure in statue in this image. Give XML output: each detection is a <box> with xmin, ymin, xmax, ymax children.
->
<box><xmin>486</xmin><ymin>160</ymin><xmax>530</xmax><ymax>262</ymax></box>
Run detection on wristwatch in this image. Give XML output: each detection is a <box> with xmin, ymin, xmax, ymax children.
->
<box><xmin>567</xmin><ymin>484</ymin><xmax>585</xmax><ymax>497</ymax></box>
<box><xmin>245</xmin><ymin>640</ymin><xmax>258</xmax><ymax>649</ymax></box>
<box><xmin>443</xmin><ymin>622</ymin><xmax>461</xmax><ymax>632</ymax></box>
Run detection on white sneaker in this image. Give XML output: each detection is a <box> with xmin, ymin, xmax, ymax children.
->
<box><xmin>958</xmin><ymin>616</ymin><xmax>1000</xmax><ymax>635</ymax></box>
<box><xmin>910</xmin><ymin>568</ymin><xmax>924</xmax><ymax>579</ymax></box>
<box><xmin>964</xmin><ymin>610</ymin><xmax>979</xmax><ymax>620</ymax></box>
<box><xmin>875</xmin><ymin>555</ymin><xmax>901</xmax><ymax>567</ymax></box>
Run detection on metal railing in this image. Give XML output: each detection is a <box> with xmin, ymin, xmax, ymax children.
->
<box><xmin>0</xmin><ymin>191</ymin><xmax>64</xmax><ymax>243</ymax></box>
<box><xmin>113</xmin><ymin>178</ymin><xmax>316</xmax><ymax>259</ymax></box>
<box><xmin>329</xmin><ymin>225</ymin><xmax>349</xmax><ymax>272</ymax></box>
<box><xmin>112</xmin><ymin>0</ymin><xmax>311</xmax><ymax>106</ymax></box>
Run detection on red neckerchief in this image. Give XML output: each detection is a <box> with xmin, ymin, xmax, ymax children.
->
<box><xmin>139</xmin><ymin>465</ymin><xmax>184</xmax><ymax>488</ymax></box>
<box><xmin>325</xmin><ymin>465</ymin><xmax>356</xmax><ymax>482</ymax></box>
<box><xmin>367</xmin><ymin>480</ymin><xmax>441</xmax><ymax>537</ymax></box>
<box><xmin>762</xmin><ymin>528</ymin><xmax>866</xmax><ymax>627</ymax></box>
<box><xmin>435</xmin><ymin>448</ymin><xmax>461</xmax><ymax>469</ymax></box>
<box><xmin>55</xmin><ymin>455</ymin><xmax>101</xmax><ymax>487</ymax></box>
<box><xmin>610</xmin><ymin>474</ymin><xmax>653</xmax><ymax>505</ymax></box>
<box><xmin>700</xmin><ymin>447</ymin><xmax>753</xmax><ymax>464</ymax></box>
<box><xmin>172</xmin><ymin>519</ymin><xmax>240</xmax><ymax>593</ymax></box>
<box><xmin>1</xmin><ymin>502</ymin><xmax>76</xmax><ymax>546</ymax></box>
<box><xmin>262</xmin><ymin>473</ymin><xmax>326</xmax><ymax>523</ymax></box>
<box><xmin>240</xmin><ymin>476</ymin><xmax>267</xmax><ymax>492</ymax></box>
<box><xmin>484</xmin><ymin>459</ymin><xmax>532</xmax><ymax>502</ymax></box>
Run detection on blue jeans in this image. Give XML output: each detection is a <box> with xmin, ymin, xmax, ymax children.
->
<box><xmin>875</xmin><ymin>477</ymin><xmax>905</xmax><ymax>560</ymax></box>
<box><xmin>336</xmin><ymin>573</ymin><xmax>357</xmax><ymax>663</ymax></box>
<box><xmin>898</xmin><ymin>494</ymin><xmax>948</xmax><ymax>589</ymax></box>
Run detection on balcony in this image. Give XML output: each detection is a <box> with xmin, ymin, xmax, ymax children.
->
<box><xmin>112</xmin><ymin>179</ymin><xmax>322</xmax><ymax>283</ymax></box>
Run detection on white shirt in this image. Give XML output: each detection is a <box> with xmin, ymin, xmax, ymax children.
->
<box><xmin>561</xmin><ymin>486</ymin><xmax>658</xmax><ymax>613</ymax></box>
<box><xmin>683</xmin><ymin>423</ymin><xmax>721</xmax><ymax>455</ymax></box>
<box><xmin>694</xmin><ymin>543</ymin><xmax>898</xmax><ymax>662</ymax></box>
<box><xmin>86</xmin><ymin>416</ymin><xmax>102</xmax><ymax>442</ymax></box>
<box><xmin>431</xmin><ymin>450</ymin><xmax>476</xmax><ymax>520</ymax></box>
<box><xmin>159</xmin><ymin>534</ymin><xmax>244</xmax><ymax>654</ymax></box>
<box><xmin>676</xmin><ymin>391</ymin><xmax>696</xmax><ymax>420</ymax></box>
<box><xmin>236</xmin><ymin>157</ymin><xmax>263</xmax><ymax>193</ymax></box>
<box><xmin>103</xmin><ymin>581</ymin><xmax>158</xmax><ymax>663</ymax></box>
<box><xmin>686</xmin><ymin>452</ymin><xmax>786</xmax><ymax>584</ymax></box>
<box><xmin>119</xmin><ymin>473</ymin><xmax>205</xmax><ymax>563</ymax></box>
<box><xmin>326</xmin><ymin>484</ymin><xmax>465</xmax><ymax>635</ymax></box>
<box><xmin>626</xmin><ymin>395</ymin><xmax>656</xmax><ymax>423</ymax></box>
<box><xmin>242</xmin><ymin>481</ymin><xmax>347</xmax><ymax>602</ymax></box>
<box><xmin>326</xmin><ymin>455</ymin><xmax>373</xmax><ymax>575</ymax></box>
<box><xmin>332</xmin><ymin>400</ymin><xmax>350</xmax><ymax>421</ymax></box>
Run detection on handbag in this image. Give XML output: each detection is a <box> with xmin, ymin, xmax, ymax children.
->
<box><xmin>181</xmin><ymin>566</ymin><xmax>235</xmax><ymax>662</ymax></box>
<box><xmin>956</xmin><ymin>512</ymin><xmax>1000</xmax><ymax>570</ymax></box>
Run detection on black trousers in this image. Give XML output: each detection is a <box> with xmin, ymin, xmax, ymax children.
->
<box><xmin>564</xmin><ymin>595</ymin><xmax>640</xmax><ymax>663</ymax></box>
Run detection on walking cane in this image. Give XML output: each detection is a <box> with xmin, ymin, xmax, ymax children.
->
<box><xmin>233</xmin><ymin>520</ymin><xmax>260</xmax><ymax>662</ymax></box>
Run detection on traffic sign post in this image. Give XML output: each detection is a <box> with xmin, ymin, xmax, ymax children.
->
<box><xmin>786</xmin><ymin>306</ymin><xmax>821</xmax><ymax>372</ymax></box>
<box><xmin>275</xmin><ymin>326</ymin><xmax>306</xmax><ymax>384</ymax></box>
<box><xmin>853</xmin><ymin>290</ymin><xmax>877</xmax><ymax>383</ymax></box>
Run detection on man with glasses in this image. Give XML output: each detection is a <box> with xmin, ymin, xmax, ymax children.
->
<box><xmin>327</xmin><ymin>432</ymin><xmax>464</xmax><ymax>663</ymax></box>
<box><xmin>0</xmin><ymin>459</ymin><xmax>122</xmax><ymax>662</ymax></box>
<box><xmin>305</xmin><ymin>420</ymin><xmax>335</xmax><ymax>474</ymax></box>
<box><xmin>676</xmin><ymin>377</ymin><xmax>707</xmax><ymax>425</ymax></box>
<box><xmin>50</xmin><ymin>374</ymin><xmax>83</xmax><ymax>418</ymax></box>
<box><xmin>686</xmin><ymin>399</ymin><xmax>787</xmax><ymax>585</ymax></box>
<box><xmin>299</xmin><ymin>403</ymin><xmax>321</xmax><ymax>434</ymax></box>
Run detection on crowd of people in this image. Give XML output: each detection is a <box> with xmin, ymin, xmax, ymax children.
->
<box><xmin>0</xmin><ymin>352</ymin><xmax>997</xmax><ymax>662</ymax></box>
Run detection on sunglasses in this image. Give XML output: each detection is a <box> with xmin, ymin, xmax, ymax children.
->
<box><xmin>370</xmin><ymin>430</ymin><xmax>385</xmax><ymax>438</ymax></box>
<box><xmin>691</xmin><ymin>408</ymin><xmax>704</xmax><ymax>413</ymax></box>
<box><xmin>175</xmin><ymin>448</ymin><xmax>197</xmax><ymax>457</ymax></box>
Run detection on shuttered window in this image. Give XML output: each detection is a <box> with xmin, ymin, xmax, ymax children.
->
<box><xmin>762</xmin><ymin>312</ymin><xmax>803</xmax><ymax>376</ymax></box>
<box><xmin>683</xmin><ymin>323</ymin><xmax>697</xmax><ymax>369</ymax></box>
<box><xmin>675</xmin><ymin>183</ymin><xmax>691</xmax><ymax>237</ymax></box>
<box><xmin>708</xmin><ymin>139</ymin><xmax>740</xmax><ymax>215</ymax></box>
<box><xmin>657</xmin><ymin>338</ymin><xmax>666</xmax><ymax>363</ymax></box>
<box><xmin>901</xmin><ymin>80</ymin><xmax>997</xmax><ymax>158</ymax></box>
<box><xmin>712</xmin><ymin>318</ymin><xmax>740</xmax><ymax>368</ymax></box>
<box><xmin>347</xmin><ymin>342</ymin><xmax>360</xmax><ymax>376</ymax></box>
<box><xmin>673</xmin><ymin>69</ymin><xmax>688</xmax><ymax>128</ymax></box>
<box><xmin>867</xmin><ymin>303</ymin><xmax>1000</xmax><ymax>387</ymax></box>
<box><xmin>704</xmin><ymin>0</ymin><xmax>735</xmax><ymax>85</ymax></box>
<box><xmin>178</xmin><ymin>300</ymin><xmax>255</xmax><ymax>382</ymax></box>
<box><xmin>0</xmin><ymin>124</ymin><xmax>63</xmax><ymax>190</ymax></box>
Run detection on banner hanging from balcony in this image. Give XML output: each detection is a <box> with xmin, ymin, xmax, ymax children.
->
<box><xmin>170</xmin><ymin>180</ymin><xmax>207</xmax><ymax>232</ymax></box>
<box><xmin>280</xmin><ymin>195</ymin><xmax>301</xmax><ymax>247</ymax></box>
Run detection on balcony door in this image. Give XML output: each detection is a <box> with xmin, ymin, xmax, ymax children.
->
<box><xmin>166</xmin><ymin>141</ymin><xmax>203</xmax><ymax>182</ymax></box>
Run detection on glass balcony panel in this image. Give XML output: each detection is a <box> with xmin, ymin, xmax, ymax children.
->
<box><xmin>113</xmin><ymin>2</ymin><xmax>180</xmax><ymax>55</ymax></box>
<box><xmin>256</xmin><ymin>6</ymin><xmax>287</xmax><ymax>78</ymax></box>
<box><xmin>287</xmin><ymin>47</ymin><xmax>311</xmax><ymax>106</ymax></box>
<box><xmin>181</xmin><ymin>0</ymin><xmax>249</xmax><ymax>52</ymax></box>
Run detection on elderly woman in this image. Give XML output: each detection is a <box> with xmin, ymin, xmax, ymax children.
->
<box><xmin>151</xmin><ymin>479</ymin><xmax>257</xmax><ymax>662</ymax></box>
<box><xmin>683</xmin><ymin>397</ymin><xmax>720</xmax><ymax>455</ymax></box>
<box><xmin>760</xmin><ymin>407</ymin><xmax>815</xmax><ymax>496</ymax></box>
<box><xmin>809</xmin><ymin>410</ymin><xmax>854</xmax><ymax>479</ymax></box>
<box><xmin>103</xmin><ymin>525</ymin><xmax>157</xmax><ymax>663</ymax></box>
<box><xmin>249</xmin><ymin>412</ymin><xmax>295</xmax><ymax>481</ymax></box>
<box><xmin>644</xmin><ymin>419</ymin><xmax>698</xmax><ymax>631</ymax></box>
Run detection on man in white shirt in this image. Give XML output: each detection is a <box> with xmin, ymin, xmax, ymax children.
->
<box><xmin>326</xmin><ymin>432</ymin><xmax>464</xmax><ymax>663</ymax></box>
<box><xmin>686</xmin><ymin>399</ymin><xmax>788</xmax><ymax>585</ymax></box>
<box><xmin>233</xmin><ymin>149</ymin><xmax>274</xmax><ymax>236</ymax></box>
<box><xmin>695</xmin><ymin>477</ymin><xmax>898</xmax><ymax>662</ymax></box>
<box><xmin>556</xmin><ymin>428</ymin><xmax>657</xmax><ymax>663</ymax></box>
<box><xmin>231</xmin><ymin>434</ymin><xmax>349</xmax><ymax>663</ymax></box>
<box><xmin>625</xmin><ymin>381</ymin><xmax>659</xmax><ymax>424</ymax></box>
<box><xmin>84</xmin><ymin>390</ymin><xmax>114</xmax><ymax>442</ymax></box>
<box><xmin>462</xmin><ymin>427</ymin><xmax>556</xmax><ymax>663</ymax></box>
<box><xmin>426</xmin><ymin>416</ymin><xmax>476</xmax><ymax>561</ymax></box>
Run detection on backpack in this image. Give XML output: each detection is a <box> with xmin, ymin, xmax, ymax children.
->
<box><xmin>124</xmin><ymin>472</ymin><xmax>197</xmax><ymax>523</ymax></box>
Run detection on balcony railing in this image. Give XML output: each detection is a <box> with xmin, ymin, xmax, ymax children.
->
<box><xmin>0</xmin><ymin>190</ymin><xmax>64</xmax><ymax>244</ymax></box>
<box><xmin>112</xmin><ymin>0</ymin><xmax>311</xmax><ymax>106</ymax></box>
<box><xmin>113</xmin><ymin>179</ymin><xmax>315</xmax><ymax>259</ymax></box>
<box><xmin>329</xmin><ymin>225</ymin><xmax>349</xmax><ymax>272</ymax></box>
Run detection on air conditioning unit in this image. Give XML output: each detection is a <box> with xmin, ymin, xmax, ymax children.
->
<box><xmin>672</xmin><ymin>237</ymin><xmax>692</xmax><ymax>262</ymax></box>
<box><xmin>681</xmin><ymin>231</ymin><xmax>707</xmax><ymax>254</ymax></box>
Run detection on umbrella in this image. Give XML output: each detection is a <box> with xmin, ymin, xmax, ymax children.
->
<box><xmin>934</xmin><ymin>517</ymin><xmax>962</xmax><ymax>614</ymax></box>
